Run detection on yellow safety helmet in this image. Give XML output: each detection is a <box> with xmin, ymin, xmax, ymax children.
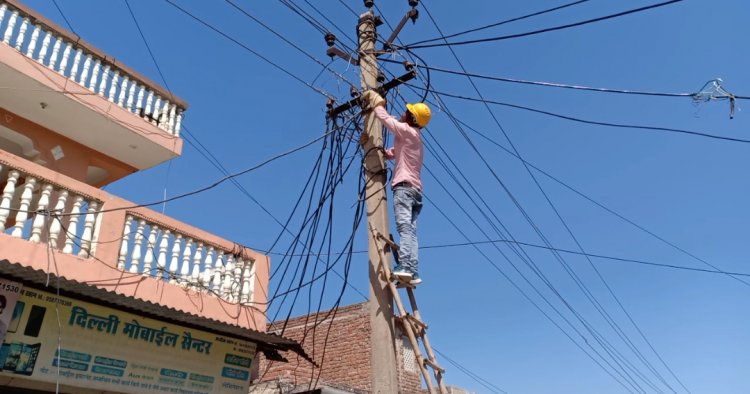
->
<box><xmin>406</xmin><ymin>102</ymin><xmax>432</xmax><ymax>128</ymax></box>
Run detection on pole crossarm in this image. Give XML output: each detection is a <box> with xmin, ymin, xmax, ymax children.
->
<box><xmin>326</xmin><ymin>68</ymin><xmax>417</xmax><ymax>119</ymax></box>
<box><xmin>381</xmin><ymin>8</ymin><xmax>419</xmax><ymax>51</ymax></box>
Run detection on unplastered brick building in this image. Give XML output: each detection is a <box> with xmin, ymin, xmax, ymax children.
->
<box><xmin>254</xmin><ymin>302</ymin><xmax>425</xmax><ymax>394</ymax></box>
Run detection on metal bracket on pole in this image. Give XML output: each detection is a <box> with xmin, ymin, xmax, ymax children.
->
<box><xmin>326</xmin><ymin>65</ymin><xmax>417</xmax><ymax>119</ymax></box>
<box><xmin>327</xmin><ymin>47</ymin><xmax>359</xmax><ymax>65</ymax></box>
<box><xmin>381</xmin><ymin>8</ymin><xmax>418</xmax><ymax>52</ymax></box>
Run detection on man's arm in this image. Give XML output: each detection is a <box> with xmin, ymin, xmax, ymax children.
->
<box><xmin>373</xmin><ymin>106</ymin><xmax>408</xmax><ymax>135</ymax></box>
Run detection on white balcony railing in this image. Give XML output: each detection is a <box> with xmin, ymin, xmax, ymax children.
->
<box><xmin>117</xmin><ymin>213</ymin><xmax>256</xmax><ymax>304</ymax></box>
<box><xmin>0</xmin><ymin>152</ymin><xmax>257</xmax><ymax>307</ymax></box>
<box><xmin>0</xmin><ymin>0</ymin><xmax>185</xmax><ymax>136</ymax></box>
<box><xmin>0</xmin><ymin>164</ymin><xmax>101</xmax><ymax>257</ymax></box>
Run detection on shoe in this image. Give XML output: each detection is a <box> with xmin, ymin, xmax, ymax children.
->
<box><xmin>392</xmin><ymin>266</ymin><xmax>413</xmax><ymax>281</ymax></box>
<box><xmin>409</xmin><ymin>273</ymin><xmax>422</xmax><ymax>286</ymax></box>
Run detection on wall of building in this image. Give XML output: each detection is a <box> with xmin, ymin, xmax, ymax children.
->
<box><xmin>0</xmin><ymin>107</ymin><xmax>135</xmax><ymax>186</ymax></box>
<box><xmin>255</xmin><ymin>302</ymin><xmax>424</xmax><ymax>394</ymax></box>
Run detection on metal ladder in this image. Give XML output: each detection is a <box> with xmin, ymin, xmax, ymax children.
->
<box><xmin>370</xmin><ymin>225</ymin><xmax>447</xmax><ymax>394</ymax></box>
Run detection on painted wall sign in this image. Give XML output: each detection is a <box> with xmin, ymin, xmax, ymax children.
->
<box><xmin>0</xmin><ymin>278</ymin><xmax>23</xmax><ymax>344</ymax></box>
<box><xmin>0</xmin><ymin>282</ymin><xmax>256</xmax><ymax>394</ymax></box>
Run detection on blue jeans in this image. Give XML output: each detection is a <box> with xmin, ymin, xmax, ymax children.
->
<box><xmin>393</xmin><ymin>185</ymin><xmax>423</xmax><ymax>274</ymax></box>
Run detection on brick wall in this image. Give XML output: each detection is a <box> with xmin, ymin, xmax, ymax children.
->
<box><xmin>255</xmin><ymin>301</ymin><xmax>424</xmax><ymax>393</ymax></box>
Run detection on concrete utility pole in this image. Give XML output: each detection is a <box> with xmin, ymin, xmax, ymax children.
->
<box><xmin>325</xmin><ymin>3</ymin><xmax>420</xmax><ymax>392</ymax></box>
<box><xmin>357</xmin><ymin>10</ymin><xmax>400</xmax><ymax>394</ymax></box>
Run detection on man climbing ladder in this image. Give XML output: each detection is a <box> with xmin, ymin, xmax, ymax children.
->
<box><xmin>362</xmin><ymin>90</ymin><xmax>432</xmax><ymax>286</ymax></box>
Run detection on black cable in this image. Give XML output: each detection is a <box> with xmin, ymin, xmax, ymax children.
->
<box><xmin>335</xmin><ymin>0</ymin><xmax>358</xmax><ymax>17</ymax></box>
<box><xmin>415</xmin><ymin>88</ymin><xmax>647</xmax><ymax>390</ymax></box>
<box><xmin>433</xmin><ymin>347</ymin><xmax>509</xmax><ymax>394</ymax></box>
<box><xmin>123</xmin><ymin>0</ymin><xmax>173</xmax><ymax>100</ymax></box>
<box><xmin>5</xmin><ymin>130</ymin><xmax>335</xmax><ymax>218</ymax></box>
<box><xmin>388</xmin><ymin>83</ymin><xmax>646</xmax><ymax>390</ymax></box>
<box><xmin>264</xmin><ymin>236</ymin><xmax>750</xmax><ymax>277</ymax></box>
<box><xmin>403</xmin><ymin>0</ymin><xmax>687</xmax><ymax>49</ymax></box>
<box><xmin>125</xmin><ymin>0</ymin><xmax>367</xmax><ymax>305</ymax></box>
<box><xmin>163</xmin><ymin>0</ymin><xmax>331</xmax><ymax>98</ymax></box>
<box><xmin>51</xmin><ymin>0</ymin><xmax>78</xmax><ymax>37</ymax></box>
<box><xmin>422</xmin><ymin>239</ymin><xmax>750</xmax><ymax>277</ymax></box>
<box><xmin>408</xmin><ymin>0</ymin><xmax>591</xmax><ymax>47</ymax></box>
<box><xmin>259</xmin><ymin>114</ymin><xmax>365</xmax><ymax>389</ymax></box>
<box><xmin>391</xmin><ymin>61</ymin><xmax>750</xmax><ymax>101</ymax></box>
<box><xmin>277</xmin><ymin>0</ymin><xmax>328</xmax><ymax>35</ymax></box>
<box><xmin>422</xmin><ymin>87</ymin><xmax>750</xmax><ymax>144</ymax></box>
<box><xmin>419</xmin><ymin>186</ymin><xmax>639</xmax><ymax>393</ymax></box>
<box><xmin>226</xmin><ymin>0</ymin><xmax>357</xmax><ymax>90</ymax></box>
<box><xmin>450</xmin><ymin>114</ymin><xmax>750</xmax><ymax>288</ymax></box>
<box><xmin>428</xmin><ymin>88</ymin><xmax>683</xmax><ymax>392</ymax></box>
<box><xmin>414</xmin><ymin>6</ymin><xmax>684</xmax><ymax>390</ymax></box>
<box><xmin>420</xmin><ymin>4</ymin><xmax>669</xmax><ymax>391</ymax></box>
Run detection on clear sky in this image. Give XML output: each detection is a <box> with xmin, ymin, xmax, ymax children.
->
<box><xmin>21</xmin><ymin>1</ymin><xmax>750</xmax><ymax>393</ymax></box>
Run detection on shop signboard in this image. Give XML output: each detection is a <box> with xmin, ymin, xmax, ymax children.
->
<box><xmin>0</xmin><ymin>281</ymin><xmax>256</xmax><ymax>394</ymax></box>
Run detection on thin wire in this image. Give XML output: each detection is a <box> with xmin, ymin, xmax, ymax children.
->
<box><xmin>336</xmin><ymin>0</ymin><xmax>358</xmax><ymax>17</ymax></box>
<box><xmin>277</xmin><ymin>0</ymin><xmax>328</xmax><ymax>35</ymax></box>
<box><xmin>51</xmin><ymin>0</ymin><xmax>78</xmax><ymax>37</ymax></box>
<box><xmin>421</xmin><ymin>239</ymin><xmax>750</xmax><ymax>277</ymax></box>
<box><xmin>124</xmin><ymin>0</ymin><xmax>367</xmax><ymax>305</ymax></box>
<box><xmin>164</xmin><ymin>0</ymin><xmax>331</xmax><ymax>98</ymax></box>
<box><xmin>123</xmin><ymin>0</ymin><xmax>175</xmax><ymax>101</ymax></box>
<box><xmin>425</xmin><ymin>84</ymin><xmax>695</xmax><ymax>392</ymax></box>
<box><xmin>226</xmin><ymin>0</ymin><xmax>356</xmax><ymax>90</ymax></box>
<box><xmin>387</xmin><ymin>68</ymin><xmax>645</xmax><ymax>390</ymax></box>
<box><xmin>421</xmin><ymin>4</ymin><xmax>674</xmax><ymax>390</ymax></box>
<box><xmin>408</xmin><ymin>0</ymin><xmax>591</xmax><ymax>47</ymax></box>
<box><xmin>433</xmin><ymin>347</ymin><xmax>509</xmax><ymax>394</ymax></box>
<box><xmin>4</xmin><ymin>130</ymin><xmax>334</xmax><ymax>217</ymax></box>
<box><xmin>423</xmin><ymin>87</ymin><xmax>750</xmax><ymax>144</ymax></box>
<box><xmin>261</xmin><ymin>238</ymin><xmax>750</xmax><ymax>277</ymax></box>
<box><xmin>452</xmin><ymin>115</ymin><xmax>750</xmax><ymax>288</ymax></box>
<box><xmin>391</xmin><ymin>61</ymin><xmax>750</xmax><ymax>101</ymax></box>
<box><xmin>403</xmin><ymin>0</ymin><xmax>687</xmax><ymax>49</ymax></box>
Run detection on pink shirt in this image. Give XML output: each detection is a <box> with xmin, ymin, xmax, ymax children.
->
<box><xmin>374</xmin><ymin>106</ymin><xmax>423</xmax><ymax>190</ymax></box>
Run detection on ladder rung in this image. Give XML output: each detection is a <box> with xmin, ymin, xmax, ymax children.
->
<box><xmin>379</xmin><ymin>233</ymin><xmax>399</xmax><ymax>250</ymax></box>
<box><xmin>394</xmin><ymin>278</ymin><xmax>415</xmax><ymax>288</ymax></box>
<box><xmin>395</xmin><ymin>315</ymin><xmax>424</xmax><ymax>334</ymax></box>
<box><xmin>406</xmin><ymin>314</ymin><xmax>427</xmax><ymax>330</ymax></box>
<box><xmin>396</xmin><ymin>314</ymin><xmax>427</xmax><ymax>334</ymax></box>
<box><xmin>423</xmin><ymin>358</ymin><xmax>445</xmax><ymax>374</ymax></box>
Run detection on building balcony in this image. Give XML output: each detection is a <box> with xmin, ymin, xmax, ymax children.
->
<box><xmin>0</xmin><ymin>149</ymin><xmax>269</xmax><ymax>333</ymax></box>
<box><xmin>0</xmin><ymin>0</ymin><xmax>186</xmax><ymax>184</ymax></box>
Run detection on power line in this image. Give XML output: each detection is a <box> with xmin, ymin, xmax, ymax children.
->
<box><xmin>393</xmin><ymin>62</ymin><xmax>750</xmax><ymax>101</ymax></box>
<box><xmin>421</xmin><ymin>239</ymin><xmax>750</xmax><ymax>277</ymax></box>
<box><xmin>450</xmin><ymin>113</ymin><xmax>750</xmax><ymax>289</ymax></box>
<box><xmin>384</xmin><ymin>59</ymin><xmax>650</xmax><ymax>391</ymax></box>
<box><xmin>125</xmin><ymin>0</ymin><xmax>369</xmax><ymax>307</ymax></box>
<box><xmin>226</xmin><ymin>0</ymin><xmax>355</xmax><ymax>89</ymax></box>
<box><xmin>422</xmin><ymin>87</ymin><xmax>750</xmax><ymax>144</ymax></box>
<box><xmin>263</xmin><ymin>237</ymin><xmax>750</xmax><ymax>277</ymax></box>
<box><xmin>51</xmin><ymin>0</ymin><xmax>78</xmax><ymax>36</ymax></box>
<box><xmin>408</xmin><ymin>0</ymin><xmax>591</xmax><ymax>47</ymax></box>
<box><xmin>420</xmin><ymin>3</ymin><xmax>684</xmax><ymax>391</ymax></box>
<box><xmin>220</xmin><ymin>1</ymin><xmax>528</xmax><ymax>387</ymax></box>
<box><xmin>403</xmin><ymin>0</ymin><xmax>686</xmax><ymax>49</ymax></box>
<box><xmin>163</xmin><ymin>0</ymin><xmax>331</xmax><ymax>98</ymax></box>
<box><xmin>123</xmin><ymin>0</ymin><xmax>175</xmax><ymax>103</ymax></box>
<box><xmin>433</xmin><ymin>347</ymin><xmax>509</xmax><ymax>394</ymax></box>
<box><xmin>6</xmin><ymin>129</ymin><xmax>335</xmax><ymax>218</ymax></box>
<box><xmin>416</xmin><ymin>94</ymin><xmax>649</xmax><ymax>391</ymax></box>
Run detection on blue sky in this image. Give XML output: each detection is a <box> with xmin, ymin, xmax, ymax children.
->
<box><xmin>22</xmin><ymin>1</ymin><xmax>750</xmax><ymax>393</ymax></box>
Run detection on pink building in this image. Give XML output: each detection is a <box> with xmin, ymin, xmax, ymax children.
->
<box><xmin>0</xmin><ymin>1</ymin><xmax>303</xmax><ymax>393</ymax></box>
